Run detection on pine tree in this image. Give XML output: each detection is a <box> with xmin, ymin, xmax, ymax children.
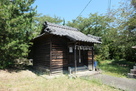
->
<box><xmin>0</xmin><ymin>0</ymin><xmax>36</xmax><ymax>68</ymax></box>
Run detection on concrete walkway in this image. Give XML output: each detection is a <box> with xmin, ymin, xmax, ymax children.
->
<box><xmin>75</xmin><ymin>71</ymin><xmax>136</xmax><ymax>91</ymax></box>
<box><xmin>42</xmin><ymin>70</ymin><xmax>136</xmax><ymax>91</ymax></box>
<box><xmin>89</xmin><ymin>74</ymin><xmax>136</xmax><ymax>91</ymax></box>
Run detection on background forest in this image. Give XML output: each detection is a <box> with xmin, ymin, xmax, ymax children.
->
<box><xmin>0</xmin><ymin>0</ymin><xmax>136</xmax><ymax>69</ymax></box>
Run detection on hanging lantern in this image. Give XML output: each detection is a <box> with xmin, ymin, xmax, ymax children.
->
<box><xmin>69</xmin><ymin>46</ymin><xmax>73</xmax><ymax>53</ymax></box>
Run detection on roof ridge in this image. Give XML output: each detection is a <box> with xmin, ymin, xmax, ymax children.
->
<box><xmin>87</xmin><ymin>34</ymin><xmax>101</xmax><ymax>41</ymax></box>
<box><xmin>46</xmin><ymin>21</ymin><xmax>78</xmax><ymax>31</ymax></box>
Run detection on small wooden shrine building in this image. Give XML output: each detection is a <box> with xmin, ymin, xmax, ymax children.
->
<box><xmin>29</xmin><ymin>22</ymin><xmax>101</xmax><ymax>74</ymax></box>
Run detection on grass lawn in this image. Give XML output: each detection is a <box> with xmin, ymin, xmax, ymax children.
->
<box><xmin>99</xmin><ymin>59</ymin><xmax>134</xmax><ymax>77</ymax></box>
<box><xmin>0</xmin><ymin>70</ymin><xmax>120</xmax><ymax>91</ymax></box>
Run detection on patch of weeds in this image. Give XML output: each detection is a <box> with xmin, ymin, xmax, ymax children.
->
<box><xmin>80</xmin><ymin>76</ymin><xmax>103</xmax><ymax>86</ymax></box>
<box><xmin>80</xmin><ymin>76</ymin><xmax>121</xmax><ymax>91</ymax></box>
<box><xmin>99</xmin><ymin>59</ymin><xmax>135</xmax><ymax>77</ymax></box>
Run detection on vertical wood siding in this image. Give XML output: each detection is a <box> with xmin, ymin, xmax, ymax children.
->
<box><xmin>50</xmin><ymin>36</ymin><xmax>68</xmax><ymax>74</ymax></box>
<box><xmin>33</xmin><ymin>36</ymin><xmax>51</xmax><ymax>70</ymax></box>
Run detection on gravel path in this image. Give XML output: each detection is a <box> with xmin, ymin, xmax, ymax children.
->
<box><xmin>89</xmin><ymin>74</ymin><xmax>136</xmax><ymax>91</ymax></box>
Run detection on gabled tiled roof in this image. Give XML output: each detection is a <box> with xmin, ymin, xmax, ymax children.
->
<box><xmin>34</xmin><ymin>22</ymin><xmax>102</xmax><ymax>44</ymax></box>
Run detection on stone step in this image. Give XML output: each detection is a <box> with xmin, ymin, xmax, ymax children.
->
<box><xmin>130</xmin><ymin>69</ymin><xmax>136</xmax><ymax>74</ymax></box>
<box><xmin>128</xmin><ymin>73</ymin><xmax>136</xmax><ymax>78</ymax></box>
<box><xmin>68</xmin><ymin>66</ymin><xmax>88</xmax><ymax>74</ymax></box>
<box><xmin>133</xmin><ymin>66</ymin><xmax>136</xmax><ymax>69</ymax></box>
<box><xmin>77</xmin><ymin>66</ymin><xmax>88</xmax><ymax>70</ymax></box>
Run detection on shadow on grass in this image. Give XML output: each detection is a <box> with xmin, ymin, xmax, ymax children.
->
<box><xmin>0</xmin><ymin>65</ymin><xmax>48</xmax><ymax>76</ymax></box>
<box><xmin>0</xmin><ymin>65</ymin><xmax>30</xmax><ymax>73</ymax></box>
<box><xmin>0</xmin><ymin>65</ymin><xmax>69</xmax><ymax>77</ymax></box>
<box><xmin>25</xmin><ymin>66</ymin><xmax>50</xmax><ymax>76</ymax></box>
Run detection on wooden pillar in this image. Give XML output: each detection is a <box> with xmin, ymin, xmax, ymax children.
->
<box><xmin>74</xmin><ymin>44</ymin><xmax>77</xmax><ymax>73</ymax></box>
<box><xmin>49</xmin><ymin>36</ymin><xmax>53</xmax><ymax>75</ymax></box>
<box><xmin>79</xmin><ymin>43</ymin><xmax>81</xmax><ymax>63</ymax></box>
<box><xmin>88</xmin><ymin>46</ymin><xmax>94</xmax><ymax>70</ymax></box>
<box><xmin>49</xmin><ymin>37</ymin><xmax>52</xmax><ymax>75</ymax></box>
<box><xmin>92</xmin><ymin>46</ymin><xmax>94</xmax><ymax>70</ymax></box>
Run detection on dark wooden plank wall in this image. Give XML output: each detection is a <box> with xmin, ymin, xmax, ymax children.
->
<box><xmin>81</xmin><ymin>50</ymin><xmax>88</xmax><ymax>66</ymax></box>
<box><xmin>33</xmin><ymin>36</ymin><xmax>51</xmax><ymax>70</ymax></box>
<box><xmin>50</xmin><ymin>36</ymin><xmax>68</xmax><ymax>74</ymax></box>
<box><xmin>32</xmin><ymin>35</ymin><xmax>95</xmax><ymax>73</ymax></box>
<box><xmin>68</xmin><ymin>53</ymin><xmax>74</xmax><ymax>67</ymax></box>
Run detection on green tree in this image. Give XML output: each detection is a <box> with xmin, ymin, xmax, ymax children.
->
<box><xmin>35</xmin><ymin>14</ymin><xmax>63</xmax><ymax>24</ymax></box>
<box><xmin>131</xmin><ymin>0</ymin><xmax>136</xmax><ymax>8</ymax></box>
<box><xmin>31</xmin><ymin>14</ymin><xmax>63</xmax><ymax>37</ymax></box>
<box><xmin>107</xmin><ymin>1</ymin><xmax>136</xmax><ymax>61</ymax></box>
<box><xmin>67</xmin><ymin>13</ymin><xmax>113</xmax><ymax>60</ymax></box>
<box><xmin>0</xmin><ymin>0</ymin><xmax>36</xmax><ymax>68</ymax></box>
<box><xmin>67</xmin><ymin>1</ymin><xmax>136</xmax><ymax>61</ymax></box>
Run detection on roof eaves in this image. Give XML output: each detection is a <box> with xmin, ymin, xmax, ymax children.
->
<box><xmin>31</xmin><ymin>33</ymin><xmax>46</xmax><ymax>41</ymax></box>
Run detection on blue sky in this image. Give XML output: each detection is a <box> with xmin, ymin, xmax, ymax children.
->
<box><xmin>33</xmin><ymin>0</ymin><xmax>123</xmax><ymax>22</ymax></box>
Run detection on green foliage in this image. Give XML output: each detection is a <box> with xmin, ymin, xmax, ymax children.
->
<box><xmin>109</xmin><ymin>2</ymin><xmax>136</xmax><ymax>61</ymax></box>
<box><xmin>0</xmin><ymin>0</ymin><xmax>135</xmax><ymax>69</ymax></box>
<box><xmin>31</xmin><ymin>14</ymin><xmax>63</xmax><ymax>36</ymax></box>
<box><xmin>0</xmin><ymin>0</ymin><xmax>36</xmax><ymax>68</ymax></box>
<box><xmin>67</xmin><ymin>1</ymin><xmax>136</xmax><ymax>62</ymax></box>
<box><xmin>131</xmin><ymin>0</ymin><xmax>136</xmax><ymax>8</ymax></box>
<box><xmin>0</xmin><ymin>0</ymin><xmax>64</xmax><ymax>69</ymax></box>
<box><xmin>99</xmin><ymin>59</ymin><xmax>134</xmax><ymax>77</ymax></box>
<box><xmin>35</xmin><ymin>14</ymin><xmax>63</xmax><ymax>24</ymax></box>
<box><xmin>67</xmin><ymin>13</ymin><xmax>112</xmax><ymax>36</ymax></box>
<box><xmin>67</xmin><ymin>13</ymin><xmax>113</xmax><ymax>60</ymax></box>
